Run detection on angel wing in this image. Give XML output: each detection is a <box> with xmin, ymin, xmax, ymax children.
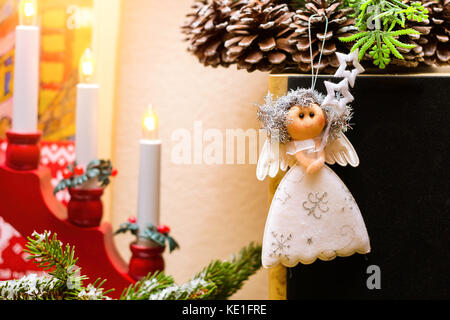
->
<box><xmin>325</xmin><ymin>133</ymin><xmax>360</xmax><ymax>168</ymax></box>
<box><xmin>256</xmin><ymin>139</ymin><xmax>295</xmax><ymax>181</ymax></box>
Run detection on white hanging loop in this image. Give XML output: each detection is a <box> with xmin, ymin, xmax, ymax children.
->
<box><xmin>308</xmin><ymin>14</ymin><xmax>329</xmax><ymax>90</ymax></box>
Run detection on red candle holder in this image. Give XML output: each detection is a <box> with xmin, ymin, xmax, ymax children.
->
<box><xmin>68</xmin><ymin>188</ymin><xmax>104</xmax><ymax>228</ymax></box>
<box><xmin>5</xmin><ymin>131</ymin><xmax>42</xmax><ymax>171</ymax></box>
<box><xmin>0</xmin><ymin>163</ymin><xmax>134</xmax><ymax>299</ymax></box>
<box><xmin>129</xmin><ymin>243</ymin><xmax>165</xmax><ymax>281</ymax></box>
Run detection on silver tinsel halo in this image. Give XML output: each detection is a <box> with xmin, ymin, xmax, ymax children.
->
<box><xmin>257</xmin><ymin>88</ymin><xmax>352</xmax><ymax>144</ymax></box>
<box><xmin>322</xmin><ymin>104</ymin><xmax>353</xmax><ymax>141</ymax></box>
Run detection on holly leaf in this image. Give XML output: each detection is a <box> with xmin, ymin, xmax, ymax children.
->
<box><xmin>99</xmin><ymin>178</ymin><xmax>110</xmax><ymax>188</ymax></box>
<box><xmin>87</xmin><ymin>160</ymin><xmax>101</xmax><ymax>169</ymax></box>
<box><xmin>54</xmin><ymin>180</ymin><xmax>68</xmax><ymax>194</ymax></box>
<box><xmin>73</xmin><ymin>176</ymin><xmax>85</xmax><ymax>187</ymax></box>
<box><xmin>115</xmin><ymin>222</ymin><xmax>139</xmax><ymax>236</ymax></box>
<box><xmin>166</xmin><ymin>235</ymin><xmax>180</xmax><ymax>253</ymax></box>
<box><xmin>87</xmin><ymin>169</ymin><xmax>100</xmax><ymax>179</ymax></box>
<box><xmin>141</xmin><ymin>228</ymin><xmax>166</xmax><ymax>247</ymax></box>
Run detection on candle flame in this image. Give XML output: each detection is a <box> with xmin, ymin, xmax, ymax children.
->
<box><xmin>79</xmin><ymin>48</ymin><xmax>95</xmax><ymax>83</ymax></box>
<box><xmin>19</xmin><ymin>0</ymin><xmax>37</xmax><ymax>26</ymax></box>
<box><xmin>143</xmin><ymin>105</ymin><xmax>159</xmax><ymax>140</ymax></box>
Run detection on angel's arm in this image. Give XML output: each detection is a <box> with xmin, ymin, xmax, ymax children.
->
<box><xmin>306</xmin><ymin>149</ymin><xmax>325</xmax><ymax>175</ymax></box>
<box><xmin>294</xmin><ymin>139</ymin><xmax>325</xmax><ymax>175</ymax></box>
<box><xmin>295</xmin><ymin>151</ymin><xmax>314</xmax><ymax>169</ymax></box>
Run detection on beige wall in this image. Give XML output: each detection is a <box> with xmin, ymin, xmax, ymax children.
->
<box><xmin>111</xmin><ymin>0</ymin><xmax>270</xmax><ymax>299</ymax></box>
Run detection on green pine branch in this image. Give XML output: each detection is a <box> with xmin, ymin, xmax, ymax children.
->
<box><xmin>0</xmin><ymin>274</ymin><xmax>63</xmax><ymax>300</ymax></box>
<box><xmin>120</xmin><ymin>272</ymin><xmax>177</xmax><ymax>300</ymax></box>
<box><xmin>0</xmin><ymin>232</ymin><xmax>112</xmax><ymax>300</ymax></box>
<box><xmin>196</xmin><ymin>242</ymin><xmax>262</xmax><ymax>300</ymax></box>
<box><xmin>25</xmin><ymin>232</ymin><xmax>79</xmax><ymax>280</ymax></box>
<box><xmin>120</xmin><ymin>272</ymin><xmax>216</xmax><ymax>300</ymax></box>
<box><xmin>120</xmin><ymin>242</ymin><xmax>262</xmax><ymax>300</ymax></box>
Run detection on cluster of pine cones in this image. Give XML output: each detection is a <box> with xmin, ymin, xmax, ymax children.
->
<box><xmin>182</xmin><ymin>0</ymin><xmax>450</xmax><ymax>73</ymax></box>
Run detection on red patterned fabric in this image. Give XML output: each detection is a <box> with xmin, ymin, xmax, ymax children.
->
<box><xmin>40</xmin><ymin>141</ymin><xmax>76</xmax><ymax>204</ymax></box>
<box><xmin>0</xmin><ymin>140</ymin><xmax>75</xmax><ymax>280</ymax></box>
<box><xmin>0</xmin><ymin>217</ymin><xmax>43</xmax><ymax>280</ymax></box>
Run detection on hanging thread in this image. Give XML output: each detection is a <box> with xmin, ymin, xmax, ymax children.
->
<box><xmin>308</xmin><ymin>14</ymin><xmax>329</xmax><ymax>90</ymax></box>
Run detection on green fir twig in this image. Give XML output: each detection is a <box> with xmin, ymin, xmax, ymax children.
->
<box><xmin>340</xmin><ymin>0</ymin><xmax>428</xmax><ymax>68</ymax></box>
<box><xmin>120</xmin><ymin>242</ymin><xmax>262</xmax><ymax>300</ymax></box>
<box><xmin>0</xmin><ymin>232</ymin><xmax>112</xmax><ymax>300</ymax></box>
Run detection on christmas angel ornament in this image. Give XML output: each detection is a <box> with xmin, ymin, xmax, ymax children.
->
<box><xmin>257</xmin><ymin>50</ymin><xmax>370</xmax><ymax>269</ymax></box>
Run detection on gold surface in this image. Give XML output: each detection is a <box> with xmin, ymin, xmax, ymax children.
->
<box><xmin>267</xmin><ymin>75</ymin><xmax>288</xmax><ymax>300</ymax></box>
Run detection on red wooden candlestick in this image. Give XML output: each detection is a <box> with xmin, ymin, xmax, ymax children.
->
<box><xmin>129</xmin><ymin>243</ymin><xmax>165</xmax><ymax>281</ymax></box>
<box><xmin>5</xmin><ymin>131</ymin><xmax>41</xmax><ymax>171</ymax></box>
<box><xmin>68</xmin><ymin>188</ymin><xmax>104</xmax><ymax>228</ymax></box>
<box><xmin>0</xmin><ymin>136</ymin><xmax>168</xmax><ymax>297</ymax></box>
<box><xmin>0</xmin><ymin>163</ymin><xmax>134</xmax><ymax>298</ymax></box>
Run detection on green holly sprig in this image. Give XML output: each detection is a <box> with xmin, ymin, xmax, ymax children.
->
<box><xmin>54</xmin><ymin>159</ymin><xmax>118</xmax><ymax>194</ymax></box>
<box><xmin>115</xmin><ymin>218</ymin><xmax>180</xmax><ymax>253</ymax></box>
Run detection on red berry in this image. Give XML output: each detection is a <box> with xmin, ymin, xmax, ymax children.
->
<box><xmin>63</xmin><ymin>169</ymin><xmax>73</xmax><ymax>179</ymax></box>
<box><xmin>128</xmin><ymin>216</ymin><xmax>136</xmax><ymax>224</ymax></box>
<box><xmin>74</xmin><ymin>166</ymin><xmax>84</xmax><ymax>176</ymax></box>
<box><xmin>157</xmin><ymin>225</ymin><xmax>170</xmax><ymax>234</ymax></box>
<box><xmin>111</xmin><ymin>169</ymin><xmax>118</xmax><ymax>177</ymax></box>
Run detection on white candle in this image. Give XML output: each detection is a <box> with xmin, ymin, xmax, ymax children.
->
<box><xmin>75</xmin><ymin>49</ymin><xmax>99</xmax><ymax>168</ymax></box>
<box><xmin>137</xmin><ymin>106</ymin><xmax>161</xmax><ymax>233</ymax></box>
<box><xmin>12</xmin><ymin>0</ymin><xmax>39</xmax><ymax>133</ymax></box>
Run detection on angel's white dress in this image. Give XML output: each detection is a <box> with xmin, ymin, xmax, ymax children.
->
<box><xmin>261</xmin><ymin>137</ymin><xmax>371</xmax><ymax>268</ymax></box>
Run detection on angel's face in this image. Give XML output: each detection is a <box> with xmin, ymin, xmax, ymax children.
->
<box><xmin>286</xmin><ymin>104</ymin><xmax>326</xmax><ymax>141</ymax></box>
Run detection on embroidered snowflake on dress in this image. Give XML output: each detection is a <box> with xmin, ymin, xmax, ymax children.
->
<box><xmin>270</xmin><ymin>232</ymin><xmax>292</xmax><ymax>261</ymax></box>
<box><xmin>275</xmin><ymin>188</ymin><xmax>291</xmax><ymax>204</ymax></box>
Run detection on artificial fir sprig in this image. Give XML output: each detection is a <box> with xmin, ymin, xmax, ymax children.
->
<box><xmin>120</xmin><ymin>272</ymin><xmax>216</xmax><ymax>300</ymax></box>
<box><xmin>196</xmin><ymin>242</ymin><xmax>262</xmax><ymax>300</ymax></box>
<box><xmin>148</xmin><ymin>278</ymin><xmax>216</xmax><ymax>300</ymax></box>
<box><xmin>340</xmin><ymin>0</ymin><xmax>428</xmax><ymax>68</ymax></box>
<box><xmin>0</xmin><ymin>231</ymin><xmax>112</xmax><ymax>300</ymax></box>
<box><xmin>76</xmin><ymin>279</ymin><xmax>112</xmax><ymax>300</ymax></box>
<box><xmin>120</xmin><ymin>272</ymin><xmax>177</xmax><ymax>300</ymax></box>
<box><xmin>0</xmin><ymin>274</ymin><xmax>61</xmax><ymax>300</ymax></box>
<box><xmin>120</xmin><ymin>242</ymin><xmax>262</xmax><ymax>300</ymax></box>
<box><xmin>25</xmin><ymin>231</ymin><xmax>81</xmax><ymax>282</ymax></box>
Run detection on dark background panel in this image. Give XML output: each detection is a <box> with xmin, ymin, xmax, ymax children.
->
<box><xmin>286</xmin><ymin>75</ymin><xmax>450</xmax><ymax>300</ymax></box>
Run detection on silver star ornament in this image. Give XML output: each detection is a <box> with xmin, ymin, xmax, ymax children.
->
<box><xmin>322</xmin><ymin>78</ymin><xmax>354</xmax><ymax>116</ymax></box>
<box><xmin>334</xmin><ymin>49</ymin><xmax>365</xmax><ymax>88</ymax></box>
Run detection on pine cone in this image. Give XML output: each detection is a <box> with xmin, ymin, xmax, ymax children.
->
<box><xmin>182</xmin><ymin>0</ymin><xmax>249</xmax><ymax>68</ymax></box>
<box><xmin>288</xmin><ymin>0</ymin><xmax>356</xmax><ymax>73</ymax></box>
<box><xmin>422</xmin><ymin>0</ymin><xmax>450</xmax><ymax>66</ymax></box>
<box><xmin>223</xmin><ymin>0</ymin><xmax>298</xmax><ymax>72</ymax></box>
<box><xmin>394</xmin><ymin>0</ymin><xmax>450</xmax><ymax>67</ymax></box>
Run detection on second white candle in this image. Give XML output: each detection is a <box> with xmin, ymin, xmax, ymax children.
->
<box><xmin>137</xmin><ymin>140</ymin><xmax>161</xmax><ymax>232</ymax></box>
